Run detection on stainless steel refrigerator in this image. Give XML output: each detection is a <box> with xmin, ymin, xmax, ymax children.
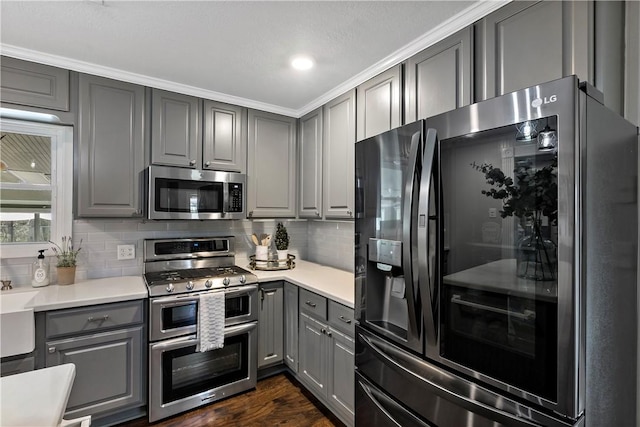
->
<box><xmin>354</xmin><ymin>76</ymin><xmax>638</xmax><ymax>427</ymax></box>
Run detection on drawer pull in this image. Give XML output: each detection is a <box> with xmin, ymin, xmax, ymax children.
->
<box><xmin>87</xmin><ymin>314</ymin><xmax>110</xmax><ymax>322</ymax></box>
<box><xmin>305</xmin><ymin>301</ymin><xmax>317</xmax><ymax>308</ymax></box>
<box><xmin>338</xmin><ymin>315</ymin><xmax>352</xmax><ymax>324</ymax></box>
<box><xmin>48</xmin><ymin>347</ymin><xmax>56</xmax><ymax>354</ymax></box>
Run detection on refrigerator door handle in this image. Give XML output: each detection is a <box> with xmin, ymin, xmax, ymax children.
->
<box><xmin>418</xmin><ymin>128</ymin><xmax>438</xmax><ymax>348</ymax></box>
<box><xmin>401</xmin><ymin>130</ymin><xmax>423</xmax><ymax>345</ymax></box>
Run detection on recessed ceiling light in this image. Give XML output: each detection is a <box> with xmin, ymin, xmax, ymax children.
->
<box><xmin>291</xmin><ymin>56</ymin><xmax>314</xmax><ymax>71</ymax></box>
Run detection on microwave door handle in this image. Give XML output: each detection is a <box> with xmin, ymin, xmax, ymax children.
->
<box><xmin>401</xmin><ymin>130</ymin><xmax>423</xmax><ymax>346</ymax></box>
<box><xmin>418</xmin><ymin>128</ymin><xmax>438</xmax><ymax>348</ymax></box>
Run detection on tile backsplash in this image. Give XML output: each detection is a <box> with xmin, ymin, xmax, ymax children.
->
<box><xmin>1</xmin><ymin>218</ymin><xmax>354</xmax><ymax>287</ymax></box>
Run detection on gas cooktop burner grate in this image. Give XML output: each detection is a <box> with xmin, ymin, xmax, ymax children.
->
<box><xmin>144</xmin><ymin>266</ymin><xmax>253</xmax><ymax>287</ymax></box>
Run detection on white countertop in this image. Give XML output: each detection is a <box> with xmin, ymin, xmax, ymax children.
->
<box><xmin>12</xmin><ymin>260</ymin><xmax>354</xmax><ymax>312</ymax></box>
<box><xmin>239</xmin><ymin>258</ymin><xmax>355</xmax><ymax>308</ymax></box>
<box><xmin>25</xmin><ymin>276</ymin><xmax>148</xmax><ymax>312</ymax></box>
<box><xmin>0</xmin><ymin>363</ymin><xmax>76</xmax><ymax>427</ymax></box>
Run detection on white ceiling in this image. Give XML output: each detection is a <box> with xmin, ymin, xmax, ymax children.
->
<box><xmin>0</xmin><ymin>1</ymin><xmax>506</xmax><ymax>117</ymax></box>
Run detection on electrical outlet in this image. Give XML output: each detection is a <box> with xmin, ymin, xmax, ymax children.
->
<box><xmin>117</xmin><ymin>244</ymin><xmax>135</xmax><ymax>260</ymax></box>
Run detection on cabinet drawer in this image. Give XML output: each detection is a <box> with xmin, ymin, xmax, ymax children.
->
<box><xmin>46</xmin><ymin>300</ymin><xmax>144</xmax><ymax>339</ymax></box>
<box><xmin>299</xmin><ymin>289</ymin><xmax>327</xmax><ymax>320</ymax></box>
<box><xmin>328</xmin><ymin>301</ymin><xmax>355</xmax><ymax>337</ymax></box>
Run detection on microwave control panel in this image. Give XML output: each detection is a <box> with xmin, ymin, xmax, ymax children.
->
<box><xmin>228</xmin><ymin>183</ymin><xmax>244</xmax><ymax>212</ymax></box>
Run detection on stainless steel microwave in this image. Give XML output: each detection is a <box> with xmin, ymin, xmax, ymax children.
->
<box><xmin>148</xmin><ymin>165</ymin><xmax>246</xmax><ymax>220</ymax></box>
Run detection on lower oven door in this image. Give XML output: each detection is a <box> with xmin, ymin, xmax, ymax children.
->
<box><xmin>149</xmin><ymin>321</ymin><xmax>257</xmax><ymax>422</ymax></box>
<box><xmin>149</xmin><ymin>284</ymin><xmax>258</xmax><ymax>342</ymax></box>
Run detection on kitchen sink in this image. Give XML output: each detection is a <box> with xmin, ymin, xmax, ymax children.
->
<box><xmin>0</xmin><ymin>290</ymin><xmax>39</xmax><ymax>358</ymax></box>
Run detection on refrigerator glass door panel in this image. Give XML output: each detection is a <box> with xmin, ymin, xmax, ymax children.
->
<box><xmin>439</xmin><ymin>117</ymin><xmax>559</xmax><ymax>401</ymax></box>
<box><xmin>355</xmin><ymin>326</ymin><xmax>572</xmax><ymax>427</ymax></box>
<box><xmin>355</xmin><ymin>121</ymin><xmax>424</xmax><ymax>353</ymax></box>
<box><xmin>424</xmin><ymin>75</ymin><xmax>579</xmax><ymax>418</ymax></box>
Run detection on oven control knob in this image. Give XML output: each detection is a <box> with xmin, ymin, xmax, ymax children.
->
<box><xmin>186</xmin><ymin>281</ymin><xmax>195</xmax><ymax>290</ymax></box>
<box><xmin>239</xmin><ymin>275</ymin><xmax>246</xmax><ymax>284</ymax></box>
<box><xmin>223</xmin><ymin>277</ymin><xmax>231</xmax><ymax>286</ymax></box>
<box><xmin>205</xmin><ymin>280</ymin><xmax>213</xmax><ymax>288</ymax></box>
<box><xmin>166</xmin><ymin>283</ymin><xmax>175</xmax><ymax>293</ymax></box>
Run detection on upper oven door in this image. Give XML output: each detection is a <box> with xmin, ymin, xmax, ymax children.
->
<box><xmin>148</xmin><ymin>165</ymin><xmax>246</xmax><ymax>220</ymax></box>
<box><xmin>149</xmin><ymin>285</ymin><xmax>258</xmax><ymax>342</ymax></box>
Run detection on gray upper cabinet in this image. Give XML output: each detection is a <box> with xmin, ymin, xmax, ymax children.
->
<box><xmin>247</xmin><ymin>109</ymin><xmax>297</xmax><ymax>218</ymax></box>
<box><xmin>475</xmin><ymin>0</ymin><xmax>592</xmax><ymax>101</ymax></box>
<box><xmin>151</xmin><ymin>88</ymin><xmax>201</xmax><ymax>168</ymax></box>
<box><xmin>77</xmin><ymin>74</ymin><xmax>145</xmax><ymax>217</ymax></box>
<box><xmin>323</xmin><ymin>89</ymin><xmax>356</xmax><ymax>219</ymax></box>
<box><xmin>356</xmin><ymin>64</ymin><xmax>401</xmax><ymax>141</ymax></box>
<box><xmin>626</xmin><ymin>1</ymin><xmax>640</xmax><ymax>126</ymax></box>
<box><xmin>298</xmin><ymin>107</ymin><xmax>323</xmax><ymax>219</ymax></box>
<box><xmin>1</xmin><ymin>56</ymin><xmax>70</xmax><ymax>111</ymax></box>
<box><xmin>258</xmin><ymin>283</ymin><xmax>284</xmax><ymax>369</ymax></box>
<box><xmin>405</xmin><ymin>26</ymin><xmax>472</xmax><ymax>122</ymax></box>
<box><xmin>203</xmin><ymin>100</ymin><xmax>247</xmax><ymax>173</ymax></box>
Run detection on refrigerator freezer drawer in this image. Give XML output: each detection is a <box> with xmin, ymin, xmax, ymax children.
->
<box><xmin>355</xmin><ymin>326</ymin><xmax>580</xmax><ymax>427</ymax></box>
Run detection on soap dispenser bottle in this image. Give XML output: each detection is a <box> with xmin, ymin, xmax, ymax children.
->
<box><xmin>32</xmin><ymin>249</ymin><xmax>50</xmax><ymax>287</ymax></box>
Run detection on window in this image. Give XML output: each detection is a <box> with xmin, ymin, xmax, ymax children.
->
<box><xmin>0</xmin><ymin>117</ymin><xmax>73</xmax><ymax>258</ymax></box>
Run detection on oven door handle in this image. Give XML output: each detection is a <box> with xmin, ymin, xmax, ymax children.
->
<box><xmin>224</xmin><ymin>284</ymin><xmax>258</xmax><ymax>296</ymax></box>
<box><xmin>151</xmin><ymin>295</ymin><xmax>200</xmax><ymax>306</ymax></box>
<box><xmin>150</xmin><ymin>322</ymin><xmax>257</xmax><ymax>351</ymax></box>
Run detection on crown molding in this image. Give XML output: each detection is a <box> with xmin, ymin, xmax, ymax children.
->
<box><xmin>296</xmin><ymin>0</ymin><xmax>510</xmax><ymax>117</ymax></box>
<box><xmin>1</xmin><ymin>0</ymin><xmax>509</xmax><ymax>118</ymax></box>
<box><xmin>0</xmin><ymin>44</ymin><xmax>298</xmax><ymax>117</ymax></box>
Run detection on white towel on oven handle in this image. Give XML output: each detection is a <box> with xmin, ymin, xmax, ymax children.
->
<box><xmin>196</xmin><ymin>291</ymin><xmax>225</xmax><ymax>352</ymax></box>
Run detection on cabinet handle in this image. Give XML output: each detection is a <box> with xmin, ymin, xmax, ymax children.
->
<box><xmin>189</xmin><ymin>159</ymin><xmax>196</xmax><ymax>166</ymax></box>
<box><xmin>315</xmin><ymin>211</ymin><xmax>320</xmax><ymax>217</ymax></box>
<box><xmin>305</xmin><ymin>301</ymin><xmax>317</xmax><ymax>308</ymax></box>
<box><xmin>205</xmin><ymin>161</ymin><xmax>211</xmax><ymax>167</ymax></box>
<box><xmin>248</xmin><ymin>211</ymin><xmax>253</xmax><ymax>218</ymax></box>
<box><xmin>347</xmin><ymin>210</ymin><xmax>352</xmax><ymax>217</ymax></box>
<box><xmin>87</xmin><ymin>314</ymin><xmax>109</xmax><ymax>322</ymax></box>
<box><xmin>327</xmin><ymin>330</ymin><xmax>332</xmax><ymax>337</ymax></box>
<box><xmin>48</xmin><ymin>347</ymin><xmax>56</xmax><ymax>354</ymax></box>
<box><xmin>321</xmin><ymin>328</ymin><xmax>327</xmax><ymax>334</ymax></box>
<box><xmin>338</xmin><ymin>315</ymin><xmax>352</xmax><ymax>324</ymax></box>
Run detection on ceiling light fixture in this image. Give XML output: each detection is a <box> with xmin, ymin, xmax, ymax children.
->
<box><xmin>291</xmin><ymin>56</ymin><xmax>314</xmax><ymax>71</ymax></box>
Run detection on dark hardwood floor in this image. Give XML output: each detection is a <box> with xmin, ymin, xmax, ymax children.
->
<box><xmin>118</xmin><ymin>373</ymin><xmax>346</xmax><ymax>427</ymax></box>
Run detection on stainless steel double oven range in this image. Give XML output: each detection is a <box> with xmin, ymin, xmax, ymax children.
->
<box><xmin>143</xmin><ymin>236</ymin><xmax>258</xmax><ymax>422</ymax></box>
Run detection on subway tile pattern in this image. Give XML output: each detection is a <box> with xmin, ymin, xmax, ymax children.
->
<box><xmin>1</xmin><ymin>219</ymin><xmax>354</xmax><ymax>288</ymax></box>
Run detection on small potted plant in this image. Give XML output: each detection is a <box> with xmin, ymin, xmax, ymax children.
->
<box><xmin>274</xmin><ymin>222</ymin><xmax>290</xmax><ymax>263</ymax></box>
<box><xmin>50</xmin><ymin>236</ymin><xmax>82</xmax><ymax>285</ymax></box>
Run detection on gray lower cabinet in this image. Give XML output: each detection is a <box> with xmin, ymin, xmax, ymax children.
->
<box><xmin>43</xmin><ymin>300</ymin><xmax>146</xmax><ymax>426</ymax></box>
<box><xmin>404</xmin><ymin>26</ymin><xmax>472</xmax><ymax>122</ymax></box>
<box><xmin>77</xmin><ymin>74</ymin><xmax>145</xmax><ymax>217</ymax></box>
<box><xmin>283</xmin><ymin>282</ymin><xmax>299</xmax><ymax>372</ymax></box>
<box><xmin>203</xmin><ymin>100</ymin><xmax>247</xmax><ymax>173</ymax></box>
<box><xmin>298</xmin><ymin>289</ymin><xmax>354</xmax><ymax>427</ymax></box>
<box><xmin>258</xmin><ymin>282</ymin><xmax>284</xmax><ymax>369</ymax></box>
<box><xmin>475</xmin><ymin>1</ymin><xmax>592</xmax><ymax>102</ymax></box>
<box><xmin>0</xmin><ymin>56</ymin><xmax>70</xmax><ymax>111</ymax></box>
<box><xmin>151</xmin><ymin>88</ymin><xmax>201</xmax><ymax>168</ymax></box>
<box><xmin>323</xmin><ymin>89</ymin><xmax>356</xmax><ymax>219</ymax></box>
<box><xmin>247</xmin><ymin>109</ymin><xmax>297</xmax><ymax>218</ymax></box>
<box><xmin>298</xmin><ymin>107</ymin><xmax>323</xmax><ymax>219</ymax></box>
<box><xmin>356</xmin><ymin>64</ymin><xmax>401</xmax><ymax>141</ymax></box>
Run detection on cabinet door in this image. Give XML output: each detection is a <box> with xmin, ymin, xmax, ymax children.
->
<box><xmin>298</xmin><ymin>312</ymin><xmax>328</xmax><ymax>397</ymax></box>
<box><xmin>327</xmin><ymin>328</ymin><xmax>355</xmax><ymax>426</ymax></box>
<box><xmin>45</xmin><ymin>326</ymin><xmax>145</xmax><ymax>419</ymax></box>
<box><xmin>1</xmin><ymin>56</ymin><xmax>70</xmax><ymax>111</ymax></box>
<box><xmin>151</xmin><ymin>89</ymin><xmax>201</xmax><ymax>168</ymax></box>
<box><xmin>298</xmin><ymin>107</ymin><xmax>323</xmax><ymax>218</ymax></box>
<box><xmin>77</xmin><ymin>74</ymin><xmax>145</xmax><ymax>217</ymax></box>
<box><xmin>323</xmin><ymin>89</ymin><xmax>356</xmax><ymax>219</ymax></box>
<box><xmin>475</xmin><ymin>1</ymin><xmax>591</xmax><ymax>101</ymax></box>
<box><xmin>258</xmin><ymin>284</ymin><xmax>284</xmax><ymax>368</ymax></box>
<box><xmin>405</xmin><ymin>27</ymin><xmax>472</xmax><ymax>122</ymax></box>
<box><xmin>356</xmin><ymin>65</ymin><xmax>401</xmax><ymax>141</ymax></box>
<box><xmin>284</xmin><ymin>282</ymin><xmax>299</xmax><ymax>372</ymax></box>
<box><xmin>203</xmin><ymin>100</ymin><xmax>247</xmax><ymax>173</ymax></box>
<box><xmin>247</xmin><ymin>110</ymin><xmax>297</xmax><ymax>218</ymax></box>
